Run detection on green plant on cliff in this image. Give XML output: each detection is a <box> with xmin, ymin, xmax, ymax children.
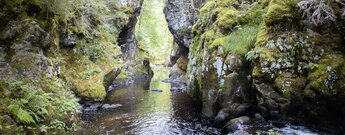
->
<box><xmin>0</xmin><ymin>79</ymin><xmax>80</xmax><ymax>134</ymax></box>
<box><xmin>211</xmin><ymin>25</ymin><xmax>260</xmax><ymax>55</ymax></box>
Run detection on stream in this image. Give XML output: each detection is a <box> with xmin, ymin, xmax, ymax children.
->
<box><xmin>79</xmin><ymin>66</ymin><xmax>220</xmax><ymax>134</ymax></box>
<box><xmin>79</xmin><ymin>66</ymin><xmax>334</xmax><ymax>135</ymax></box>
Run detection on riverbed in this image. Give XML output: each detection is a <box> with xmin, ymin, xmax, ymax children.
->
<box><xmin>79</xmin><ymin>66</ymin><xmax>220</xmax><ymax>134</ymax></box>
<box><xmin>79</xmin><ymin>66</ymin><xmax>334</xmax><ymax>135</ymax></box>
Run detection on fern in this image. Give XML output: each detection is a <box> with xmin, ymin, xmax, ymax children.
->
<box><xmin>7</xmin><ymin>104</ymin><xmax>35</xmax><ymax>124</ymax></box>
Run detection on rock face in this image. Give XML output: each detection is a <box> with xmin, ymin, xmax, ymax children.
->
<box><xmin>164</xmin><ymin>0</ymin><xmax>207</xmax><ymax>71</ymax></box>
<box><xmin>185</xmin><ymin>0</ymin><xmax>261</xmax><ymax>125</ymax></box>
<box><xmin>164</xmin><ymin>0</ymin><xmax>206</xmax><ymax>48</ymax></box>
<box><xmin>118</xmin><ymin>0</ymin><xmax>144</xmax><ymax>60</ymax></box>
<box><xmin>179</xmin><ymin>0</ymin><xmax>345</xmax><ymax>132</ymax></box>
<box><xmin>223</xmin><ymin>116</ymin><xmax>251</xmax><ymax>133</ymax></box>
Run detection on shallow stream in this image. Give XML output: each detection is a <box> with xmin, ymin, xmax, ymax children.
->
<box><xmin>80</xmin><ymin>66</ymin><xmax>333</xmax><ymax>135</ymax></box>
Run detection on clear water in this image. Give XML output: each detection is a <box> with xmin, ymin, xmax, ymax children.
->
<box><xmin>79</xmin><ymin>66</ymin><xmax>335</xmax><ymax>135</ymax></box>
<box><xmin>79</xmin><ymin>66</ymin><xmax>220</xmax><ymax>135</ymax></box>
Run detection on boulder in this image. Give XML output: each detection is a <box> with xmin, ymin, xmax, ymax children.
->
<box><xmin>223</xmin><ymin>116</ymin><xmax>251</xmax><ymax>133</ymax></box>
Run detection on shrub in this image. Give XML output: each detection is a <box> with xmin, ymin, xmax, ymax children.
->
<box><xmin>298</xmin><ymin>0</ymin><xmax>337</xmax><ymax>25</ymax></box>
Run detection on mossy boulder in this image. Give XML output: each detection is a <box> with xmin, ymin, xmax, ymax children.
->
<box><xmin>250</xmin><ymin>0</ymin><xmax>345</xmax><ymax>131</ymax></box>
<box><xmin>264</xmin><ymin>0</ymin><xmax>301</xmax><ymax>27</ymax></box>
<box><xmin>186</xmin><ymin>0</ymin><xmax>266</xmax><ymax>125</ymax></box>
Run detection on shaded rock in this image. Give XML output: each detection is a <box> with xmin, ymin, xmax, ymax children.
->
<box><xmin>164</xmin><ymin>0</ymin><xmax>206</xmax><ymax>48</ymax></box>
<box><xmin>83</xmin><ymin>103</ymin><xmax>102</xmax><ymax>111</ymax></box>
<box><xmin>168</xmin><ymin>42</ymin><xmax>183</xmax><ymax>66</ymax></box>
<box><xmin>187</xmin><ymin>47</ymin><xmax>255</xmax><ymax>120</ymax></box>
<box><xmin>103</xmin><ymin>68</ymin><xmax>122</xmax><ymax>91</ymax></box>
<box><xmin>59</xmin><ymin>32</ymin><xmax>76</xmax><ymax>47</ymax></box>
<box><xmin>223</xmin><ymin>116</ymin><xmax>251</xmax><ymax>133</ymax></box>
<box><xmin>251</xmin><ymin>0</ymin><xmax>345</xmax><ymax>131</ymax></box>
<box><xmin>118</xmin><ymin>0</ymin><xmax>144</xmax><ymax>60</ymax></box>
<box><xmin>2</xmin><ymin>115</ymin><xmax>15</xmax><ymax>125</ymax></box>
<box><xmin>232</xmin><ymin>130</ymin><xmax>250</xmax><ymax>135</ymax></box>
<box><xmin>254</xmin><ymin>113</ymin><xmax>264</xmax><ymax>120</ymax></box>
<box><xmin>177</xmin><ymin>54</ymin><xmax>188</xmax><ymax>72</ymax></box>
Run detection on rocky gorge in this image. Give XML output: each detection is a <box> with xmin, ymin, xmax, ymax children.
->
<box><xmin>1</xmin><ymin>0</ymin><xmax>345</xmax><ymax>134</ymax></box>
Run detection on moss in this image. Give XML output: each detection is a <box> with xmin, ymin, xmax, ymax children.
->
<box><xmin>261</xmin><ymin>47</ymin><xmax>281</xmax><ymax>63</ymax></box>
<box><xmin>210</xmin><ymin>25</ymin><xmax>259</xmax><ymax>56</ymax></box>
<box><xmin>274</xmin><ymin>76</ymin><xmax>306</xmax><ymax>98</ymax></box>
<box><xmin>199</xmin><ymin>1</ymin><xmax>216</xmax><ymax>15</ymax></box>
<box><xmin>103</xmin><ymin>68</ymin><xmax>121</xmax><ymax>89</ymax></box>
<box><xmin>307</xmin><ymin>53</ymin><xmax>345</xmax><ymax>95</ymax></box>
<box><xmin>252</xmin><ymin>66</ymin><xmax>262</xmax><ymax>78</ymax></box>
<box><xmin>239</xmin><ymin>2</ymin><xmax>268</xmax><ymax>25</ymax></box>
<box><xmin>264</xmin><ymin>0</ymin><xmax>300</xmax><ymax>27</ymax></box>
<box><xmin>73</xmin><ymin>78</ymin><xmax>106</xmax><ymax>101</ymax></box>
<box><xmin>255</xmin><ymin>24</ymin><xmax>269</xmax><ymax>47</ymax></box>
<box><xmin>213</xmin><ymin>9</ymin><xmax>239</xmax><ymax>30</ymax></box>
<box><xmin>60</xmin><ymin>54</ymin><xmax>110</xmax><ymax>101</ymax></box>
<box><xmin>81</xmin><ymin>66</ymin><xmax>102</xmax><ymax>79</ymax></box>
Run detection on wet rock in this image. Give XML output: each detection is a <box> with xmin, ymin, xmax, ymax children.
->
<box><xmin>59</xmin><ymin>32</ymin><xmax>76</xmax><ymax>47</ymax></box>
<box><xmin>254</xmin><ymin>113</ymin><xmax>264</xmax><ymax>120</ymax></box>
<box><xmin>177</xmin><ymin>54</ymin><xmax>188</xmax><ymax>72</ymax></box>
<box><xmin>170</xmin><ymin>86</ymin><xmax>186</xmax><ymax>93</ymax></box>
<box><xmin>187</xmin><ymin>47</ymin><xmax>255</xmax><ymax>122</ymax></box>
<box><xmin>101</xmin><ymin>104</ymin><xmax>122</xmax><ymax>109</ymax></box>
<box><xmin>2</xmin><ymin>115</ymin><xmax>15</xmax><ymax>124</ymax></box>
<box><xmin>168</xmin><ymin>42</ymin><xmax>183</xmax><ymax>66</ymax></box>
<box><xmin>223</xmin><ymin>116</ymin><xmax>251</xmax><ymax>133</ymax></box>
<box><xmin>103</xmin><ymin>68</ymin><xmax>122</xmax><ymax>91</ymax></box>
<box><xmin>83</xmin><ymin>103</ymin><xmax>102</xmax><ymax>111</ymax></box>
<box><xmin>232</xmin><ymin>130</ymin><xmax>250</xmax><ymax>135</ymax></box>
<box><xmin>151</xmin><ymin>89</ymin><xmax>163</xmax><ymax>93</ymax></box>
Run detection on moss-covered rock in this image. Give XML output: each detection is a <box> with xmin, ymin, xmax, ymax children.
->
<box><xmin>186</xmin><ymin>0</ymin><xmax>266</xmax><ymax>125</ymax></box>
<box><xmin>187</xmin><ymin>0</ymin><xmax>345</xmax><ymax>132</ymax></box>
<box><xmin>0</xmin><ymin>0</ymin><xmax>144</xmax><ymax>133</ymax></box>
<box><xmin>250</xmin><ymin>0</ymin><xmax>345</xmax><ymax>132</ymax></box>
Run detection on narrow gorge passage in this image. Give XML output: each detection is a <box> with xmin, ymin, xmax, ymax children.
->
<box><xmin>80</xmin><ymin>67</ymin><xmax>220</xmax><ymax>134</ymax></box>
<box><xmin>80</xmin><ymin>0</ymin><xmax>219</xmax><ymax>134</ymax></box>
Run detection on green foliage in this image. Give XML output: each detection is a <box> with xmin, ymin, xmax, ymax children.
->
<box><xmin>246</xmin><ymin>49</ymin><xmax>260</xmax><ymax>61</ymax></box>
<box><xmin>32</xmin><ymin>0</ymin><xmax>73</xmax><ymax>20</ymax></box>
<box><xmin>0</xmin><ymin>79</ymin><xmax>80</xmax><ymax>134</ymax></box>
<box><xmin>268</xmin><ymin>129</ymin><xmax>282</xmax><ymax>135</ymax></box>
<box><xmin>81</xmin><ymin>66</ymin><xmax>102</xmax><ymax>79</ymax></box>
<box><xmin>86</xmin><ymin>43</ymin><xmax>106</xmax><ymax>62</ymax></box>
<box><xmin>264</xmin><ymin>0</ymin><xmax>301</xmax><ymax>28</ymax></box>
<box><xmin>190</xmin><ymin>0</ymin><xmax>268</xmax><ymax>59</ymax></box>
<box><xmin>211</xmin><ymin>25</ymin><xmax>260</xmax><ymax>55</ymax></box>
<box><xmin>214</xmin><ymin>9</ymin><xmax>239</xmax><ymax>30</ymax></box>
<box><xmin>135</xmin><ymin>0</ymin><xmax>173</xmax><ymax>64</ymax></box>
<box><xmin>308</xmin><ymin>62</ymin><xmax>319</xmax><ymax>70</ymax></box>
<box><xmin>7</xmin><ymin>104</ymin><xmax>35</xmax><ymax>124</ymax></box>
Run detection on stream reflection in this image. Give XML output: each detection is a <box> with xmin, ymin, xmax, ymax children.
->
<box><xmin>80</xmin><ymin>66</ymin><xmax>220</xmax><ymax>135</ymax></box>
